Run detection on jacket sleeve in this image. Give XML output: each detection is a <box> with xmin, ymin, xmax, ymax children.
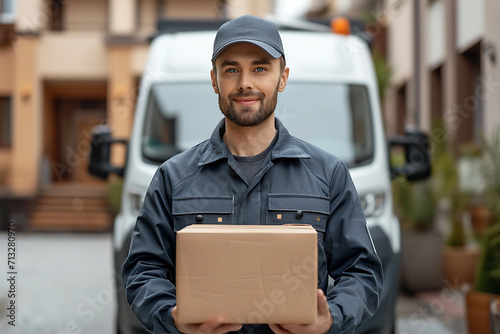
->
<box><xmin>121</xmin><ymin>166</ymin><xmax>182</xmax><ymax>334</ymax></box>
<box><xmin>324</xmin><ymin>162</ymin><xmax>384</xmax><ymax>334</ymax></box>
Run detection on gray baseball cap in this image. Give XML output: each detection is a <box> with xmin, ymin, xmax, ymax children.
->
<box><xmin>211</xmin><ymin>15</ymin><xmax>285</xmax><ymax>63</ymax></box>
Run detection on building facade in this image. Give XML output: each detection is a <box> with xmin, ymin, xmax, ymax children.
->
<box><xmin>382</xmin><ymin>0</ymin><xmax>500</xmax><ymax>152</ymax></box>
<box><xmin>0</xmin><ymin>0</ymin><xmax>223</xmax><ymax>229</ymax></box>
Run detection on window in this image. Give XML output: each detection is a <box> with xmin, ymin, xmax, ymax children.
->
<box><xmin>0</xmin><ymin>0</ymin><xmax>16</xmax><ymax>24</ymax></box>
<box><xmin>0</xmin><ymin>97</ymin><xmax>12</xmax><ymax>147</ymax></box>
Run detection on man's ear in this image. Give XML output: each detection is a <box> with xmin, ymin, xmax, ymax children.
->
<box><xmin>278</xmin><ymin>67</ymin><xmax>289</xmax><ymax>92</ymax></box>
<box><xmin>210</xmin><ymin>69</ymin><xmax>219</xmax><ymax>94</ymax></box>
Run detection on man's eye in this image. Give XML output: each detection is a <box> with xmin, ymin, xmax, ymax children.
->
<box><xmin>255</xmin><ymin>67</ymin><xmax>265</xmax><ymax>73</ymax></box>
<box><xmin>227</xmin><ymin>68</ymin><xmax>237</xmax><ymax>73</ymax></box>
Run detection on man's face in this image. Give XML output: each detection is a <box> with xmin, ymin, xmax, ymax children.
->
<box><xmin>211</xmin><ymin>43</ymin><xmax>289</xmax><ymax>127</ymax></box>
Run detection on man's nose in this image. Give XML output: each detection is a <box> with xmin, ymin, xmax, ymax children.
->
<box><xmin>238</xmin><ymin>71</ymin><xmax>254</xmax><ymax>90</ymax></box>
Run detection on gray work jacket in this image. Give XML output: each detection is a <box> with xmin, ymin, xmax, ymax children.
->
<box><xmin>122</xmin><ymin>118</ymin><xmax>383</xmax><ymax>334</ymax></box>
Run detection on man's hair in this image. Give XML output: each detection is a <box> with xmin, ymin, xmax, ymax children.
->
<box><xmin>212</xmin><ymin>57</ymin><xmax>286</xmax><ymax>77</ymax></box>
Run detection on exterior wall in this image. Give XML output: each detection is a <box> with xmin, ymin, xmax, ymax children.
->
<box><xmin>107</xmin><ymin>46</ymin><xmax>134</xmax><ymax>167</ymax></box>
<box><xmin>39</xmin><ymin>32</ymin><xmax>108</xmax><ymax>80</ymax></box>
<box><xmin>65</xmin><ymin>0</ymin><xmax>108</xmax><ymax>31</ymax></box>
<box><xmin>387</xmin><ymin>0</ymin><xmax>413</xmax><ymax>86</ymax></box>
<box><xmin>0</xmin><ymin>36</ymin><xmax>15</xmax><ymax>183</ymax></box>
<box><xmin>109</xmin><ymin>0</ymin><xmax>135</xmax><ymax>35</ymax></box>
<box><xmin>0</xmin><ymin>47</ymin><xmax>14</xmax><ymax>93</ymax></box>
<box><xmin>226</xmin><ymin>0</ymin><xmax>336</xmax><ymax>19</ymax></box>
<box><xmin>384</xmin><ymin>0</ymin><xmax>414</xmax><ymax>135</ymax></box>
<box><xmin>10</xmin><ymin>38</ymin><xmax>42</xmax><ymax>195</ymax></box>
<box><xmin>0</xmin><ymin>149</ymin><xmax>11</xmax><ymax>179</ymax></box>
<box><xmin>441</xmin><ymin>0</ymin><xmax>458</xmax><ymax>149</ymax></box>
<box><xmin>482</xmin><ymin>0</ymin><xmax>500</xmax><ymax>138</ymax></box>
<box><xmin>456</xmin><ymin>0</ymin><xmax>484</xmax><ymax>52</ymax></box>
<box><xmin>138</xmin><ymin>0</ymin><xmax>157</xmax><ymax>38</ymax></box>
<box><xmin>131</xmin><ymin>45</ymin><xmax>150</xmax><ymax>77</ymax></box>
<box><xmin>164</xmin><ymin>0</ymin><xmax>221</xmax><ymax>19</ymax></box>
<box><xmin>384</xmin><ymin>0</ymin><xmax>500</xmax><ymax>151</ymax></box>
<box><xmin>226</xmin><ymin>0</ymin><xmax>272</xmax><ymax>18</ymax></box>
<box><xmin>15</xmin><ymin>0</ymin><xmax>43</xmax><ymax>31</ymax></box>
<box><xmin>427</xmin><ymin>1</ymin><xmax>445</xmax><ymax>74</ymax></box>
<box><xmin>417</xmin><ymin>0</ymin><xmax>430</xmax><ymax>132</ymax></box>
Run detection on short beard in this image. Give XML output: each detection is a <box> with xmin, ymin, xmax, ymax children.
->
<box><xmin>218</xmin><ymin>81</ymin><xmax>280</xmax><ymax>127</ymax></box>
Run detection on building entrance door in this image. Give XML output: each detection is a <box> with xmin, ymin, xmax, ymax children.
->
<box><xmin>54</xmin><ymin>99</ymin><xmax>106</xmax><ymax>183</ymax></box>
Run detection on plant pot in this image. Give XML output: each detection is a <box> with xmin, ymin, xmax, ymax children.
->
<box><xmin>400</xmin><ymin>229</ymin><xmax>444</xmax><ymax>293</ymax></box>
<box><xmin>491</xmin><ymin>298</ymin><xmax>500</xmax><ymax>333</ymax></box>
<box><xmin>442</xmin><ymin>246</ymin><xmax>481</xmax><ymax>288</ymax></box>
<box><xmin>466</xmin><ymin>291</ymin><xmax>497</xmax><ymax>334</ymax></box>
<box><xmin>469</xmin><ymin>204</ymin><xmax>493</xmax><ymax>238</ymax></box>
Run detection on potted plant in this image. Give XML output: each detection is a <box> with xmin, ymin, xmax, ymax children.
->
<box><xmin>491</xmin><ymin>297</ymin><xmax>500</xmax><ymax>333</ymax></box>
<box><xmin>459</xmin><ymin>143</ymin><xmax>492</xmax><ymax>238</ymax></box>
<box><xmin>434</xmin><ymin>146</ymin><xmax>480</xmax><ymax>288</ymax></box>
<box><xmin>392</xmin><ymin>155</ymin><xmax>442</xmax><ymax>293</ymax></box>
<box><xmin>466</xmin><ymin>223</ymin><xmax>500</xmax><ymax>334</ymax></box>
<box><xmin>466</xmin><ymin>128</ymin><xmax>500</xmax><ymax>334</ymax></box>
<box><xmin>441</xmin><ymin>191</ymin><xmax>481</xmax><ymax>288</ymax></box>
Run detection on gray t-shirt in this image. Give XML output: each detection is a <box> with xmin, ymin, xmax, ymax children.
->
<box><xmin>234</xmin><ymin>131</ymin><xmax>278</xmax><ymax>183</ymax></box>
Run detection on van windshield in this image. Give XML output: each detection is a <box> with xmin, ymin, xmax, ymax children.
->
<box><xmin>142</xmin><ymin>82</ymin><xmax>374</xmax><ymax>167</ymax></box>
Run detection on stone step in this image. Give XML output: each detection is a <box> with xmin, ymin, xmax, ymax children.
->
<box><xmin>36</xmin><ymin>197</ymin><xmax>108</xmax><ymax>205</ymax></box>
<box><xmin>29</xmin><ymin>216</ymin><xmax>112</xmax><ymax>232</ymax></box>
<box><xmin>29</xmin><ymin>183</ymin><xmax>113</xmax><ymax>232</ymax></box>
<box><xmin>40</xmin><ymin>183</ymin><xmax>108</xmax><ymax>198</ymax></box>
<box><xmin>33</xmin><ymin>202</ymin><xmax>109</xmax><ymax>212</ymax></box>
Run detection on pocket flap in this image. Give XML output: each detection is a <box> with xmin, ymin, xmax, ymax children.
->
<box><xmin>268</xmin><ymin>194</ymin><xmax>329</xmax><ymax>215</ymax></box>
<box><xmin>173</xmin><ymin>196</ymin><xmax>233</xmax><ymax>215</ymax></box>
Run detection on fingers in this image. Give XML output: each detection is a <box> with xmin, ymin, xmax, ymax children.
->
<box><xmin>211</xmin><ymin>323</ymin><xmax>243</xmax><ymax>334</ymax></box>
<box><xmin>270</xmin><ymin>291</ymin><xmax>331</xmax><ymax>334</ymax></box>
<box><xmin>317</xmin><ymin>289</ymin><xmax>330</xmax><ymax>315</ymax></box>
<box><xmin>173</xmin><ymin>292</ymin><xmax>331</xmax><ymax>334</ymax></box>
<box><xmin>173</xmin><ymin>310</ymin><xmax>242</xmax><ymax>334</ymax></box>
<box><xmin>269</xmin><ymin>324</ymin><xmax>292</xmax><ymax>334</ymax></box>
<box><xmin>199</xmin><ymin>317</ymin><xmax>242</xmax><ymax>334</ymax></box>
<box><xmin>317</xmin><ymin>289</ymin><xmax>333</xmax><ymax>331</ymax></box>
<box><xmin>176</xmin><ymin>322</ymin><xmax>242</xmax><ymax>334</ymax></box>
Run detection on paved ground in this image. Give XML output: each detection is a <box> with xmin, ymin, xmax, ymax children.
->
<box><xmin>396</xmin><ymin>290</ymin><xmax>466</xmax><ymax>333</ymax></box>
<box><xmin>0</xmin><ymin>232</ymin><xmax>116</xmax><ymax>334</ymax></box>
<box><xmin>0</xmin><ymin>232</ymin><xmax>467</xmax><ymax>333</ymax></box>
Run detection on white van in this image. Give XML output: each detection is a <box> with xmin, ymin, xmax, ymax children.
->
<box><xmin>90</xmin><ymin>20</ymin><xmax>430</xmax><ymax>334</ymax></box>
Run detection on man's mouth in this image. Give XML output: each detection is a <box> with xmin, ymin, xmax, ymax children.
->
<box><xmin>233</xmin><ymin>97</ymin><xmax>260</xmax><ymax>106</ymax></box>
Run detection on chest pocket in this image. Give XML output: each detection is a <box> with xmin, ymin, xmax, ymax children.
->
<box><xmin>267</xmin><ymin>194</ymin><xmax>329</xmax><ymax>238</ymax></box>
<box><xmin>172</xmin><ymin>196</ymin><xmax>234</xmax><ymax>232</ymax></box>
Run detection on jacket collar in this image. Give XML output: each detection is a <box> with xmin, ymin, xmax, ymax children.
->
<box><xmin>198</xmin><ymin>117</ymin><xmax>310</xmax><ymax>167</ymax></box>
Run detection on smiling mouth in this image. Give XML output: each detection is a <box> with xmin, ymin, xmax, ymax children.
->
<box><xmin>233</xmin><ymin>98</ymin><xmax>260</xmax><ymax>106</ymax></box>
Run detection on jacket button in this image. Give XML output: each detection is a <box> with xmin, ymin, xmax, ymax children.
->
<box><xmin>296</xmin><ymin>210</ymin><xmax>303</xmax><ymax>219</ymax></box>
<box><xmin>196</xmin><ymin>215</ymin><xmax>203</xmax><ymax>222</ymax></box>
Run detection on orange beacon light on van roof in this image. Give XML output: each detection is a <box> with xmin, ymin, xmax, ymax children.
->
<box><xmin>331</xmin><ymin>17</ymin><xmax>351</xmax><ymax>35</ymax></box>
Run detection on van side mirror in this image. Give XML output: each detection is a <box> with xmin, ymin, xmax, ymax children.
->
<box><xmin>88</xmin><ymin>124</ymin><xmax>128</xmax><ymax>179</ymax></box>
<box><xmin>389</xmin><ymin>129</ymin><xmax>431</xmax><ymax>181</ymax></box>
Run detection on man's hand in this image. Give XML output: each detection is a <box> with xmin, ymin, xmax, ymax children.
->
<box><xmin>171</xmin><ymin>306</ymin><xmax>243</xmax><ymax>334</ymax></box>
<box><xmin>269</xmin><ymin>289</ymin><xmax>332</xmax><ymax>334</ymax></box>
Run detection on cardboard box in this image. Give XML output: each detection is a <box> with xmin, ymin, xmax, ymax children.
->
<box><xmin>176</xmin><ymin>224</ymin><xmax>318</xmax><ymax>324</ymax></box>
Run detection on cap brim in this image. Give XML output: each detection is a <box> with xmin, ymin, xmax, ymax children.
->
<box><xmin>211</xmin><ymin>39</ymin><xmax>282</xmax><ymax>62</ymax></box>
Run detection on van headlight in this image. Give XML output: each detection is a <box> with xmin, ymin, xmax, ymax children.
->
<box><xmin>360</xmin><ymin>192</ymin><xmax>385</xmax><ymax>218</ymax></box>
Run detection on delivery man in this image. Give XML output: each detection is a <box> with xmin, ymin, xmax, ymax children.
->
<box><xmin>122</xmin><ymin>15</ymin><xmax>383</xmax><ymax>334</ymax></box>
